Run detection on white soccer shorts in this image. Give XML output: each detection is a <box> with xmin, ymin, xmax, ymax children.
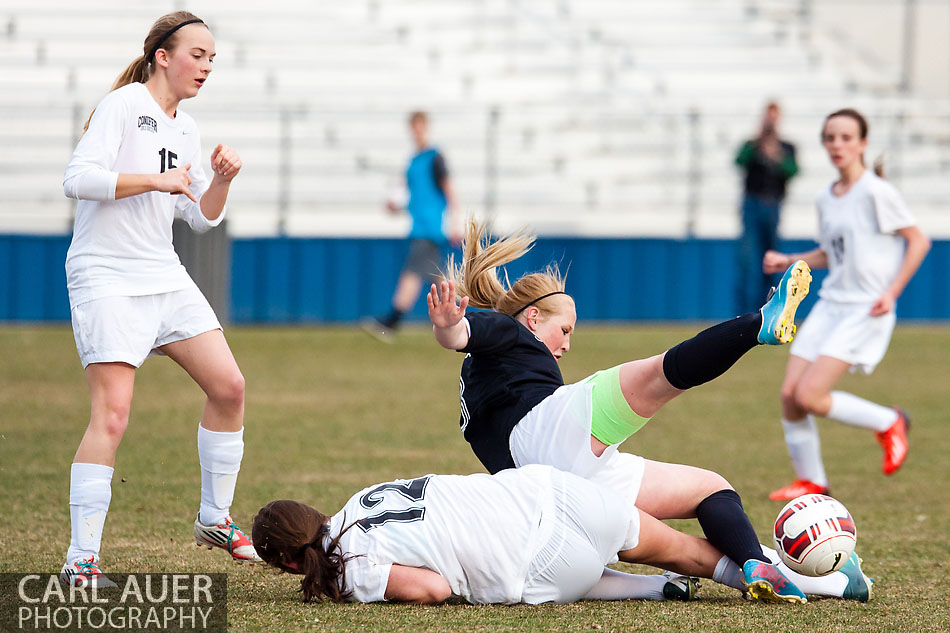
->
<box><xmin>70</xmin><ymin>282</ymin><xmax>221</xmax><ymax>368</ymax></box>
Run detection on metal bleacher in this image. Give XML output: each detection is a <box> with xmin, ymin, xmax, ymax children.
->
<box><xmin>1</xmin><ymin>0</ymin><xmax>948</xmax><ymax>239</ymax></box>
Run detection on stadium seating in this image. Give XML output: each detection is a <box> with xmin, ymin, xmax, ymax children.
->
<box><xmin>1</xmin><ymin>0</ymin><xmax>948</xmax><ymax>238</ymax></box>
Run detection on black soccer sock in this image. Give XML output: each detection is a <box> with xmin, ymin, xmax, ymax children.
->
<box><xmin>381</xmin><ymin>309</ymin><xmax>405</xmax><ymax>329</ymax></box>
<box><xmin>661</xmin><ymin>313</ymin><xmax>762</xmax><ymax>390</ymax></box>
<box><xmin>696</xmin><ymin>489</ymin><xmax>769</xmax><ymax>567</ymax></box>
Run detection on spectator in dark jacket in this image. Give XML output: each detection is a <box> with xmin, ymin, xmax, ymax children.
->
<box><xmin>736</xmin><ymin>102</ymin><xmax>798</xmax><ymax>313</ymax></box>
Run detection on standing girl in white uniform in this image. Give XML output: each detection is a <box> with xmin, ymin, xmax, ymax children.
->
<box><xmin>763</xmin><ymin>108</ymin><xmax>931</xmax><ymax>501</ymax></box>
<box><xmin>60</xmin><ymin>11</ymin><xmax>261</xmax><ymax>586</ymax></box>
<box><xmin>425</xmin><ymin>221</ymin><xmax>874</xmax><ymax>603</ymax></box>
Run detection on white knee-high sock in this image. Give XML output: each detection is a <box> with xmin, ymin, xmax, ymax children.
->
<box><xmin>827</xmin><ymin>391</ymin><xmax>897</xmax><ymax>432</ymax></box>
<box><xmin>761</xmin><ymin>545</ymin><xmax>849</xmax><ymax>597</ymax></box>
<box><xmin>782</xmin><ymin>416</ymin><xmax>828</xmax><ymax>486</ymax></box>
<box><xmin>197</xmin><ymin>425</ymin><xmax>244</xmax><ymax>526</ymax></box>
<box><xmin>66</xmin><ymin>463</ymin><xmax>114</xmax><ymax>565</ymax></box>
<box><xmin>581</xmin><ymin>567</ymin><xmax>669</xmax><ymax>601</ymax></box>
<box><xmin>712</xmin><ymin>555</ymin><xmax>746</xmax><ymax>591</ymax></box>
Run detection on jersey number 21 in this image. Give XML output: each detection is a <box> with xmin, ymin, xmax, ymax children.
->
<box><xmin>356</xmin><ymin>476</ymin><xmax>431</xmax><ymax>533</ymax></box>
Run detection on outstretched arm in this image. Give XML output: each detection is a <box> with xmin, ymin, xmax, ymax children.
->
<box><xmin>428</xmin><ymin>280</ymin><xmax>470</xmax><ymax>350</ymax></box>
<box><xmin>384</xmin><ymin>564</ymin><xmax>452</xmax><ymax>604</ymax></box>
<box><xmin>763</xmin><ymin>248</ymin><xmax>828</xmax><ymax>274</ymax></box>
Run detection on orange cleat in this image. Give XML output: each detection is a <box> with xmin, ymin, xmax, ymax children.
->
<box><xmin>60</xmin><ymin>557</ymin><xmax>117</xmax><ymax>588</ymax></box>
<box><xmin>194</xmin><ymin>514</ymin><xmax>263</xmax><ymax>563</ymax></box>
<box><xmin>876</xmin><ymin>408</ymin><xmax>910</xmax><ymax>475</ymax></box>
<box><xmin>768</xmin><ymin>479</ymin><xmax>830</xmax><ymax>501</ymax></box>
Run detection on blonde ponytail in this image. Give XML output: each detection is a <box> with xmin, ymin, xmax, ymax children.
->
<box><xmin>447</xmin><ymin>219</ymin><xmax>568</xmax><ymax>316</ymax></box>
<box><xmin>82</xmin><ymin>55</ymin><xmax>149</xmax><ymax>133</ymax></box>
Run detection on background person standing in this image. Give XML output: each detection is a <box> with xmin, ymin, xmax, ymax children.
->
<box><xmin>364</xmin><ymin>111</ymin><xmax>461</xmax><ymax>341</ymax></box>
<box><xmin>735</xmin><ymin>102</ymin><xmax>799</xmax><ymax>313</ymax></box>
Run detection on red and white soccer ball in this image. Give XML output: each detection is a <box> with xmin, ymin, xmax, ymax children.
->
<box><xmin>773</xmin><ymin>494</ymin><xmax>857</xmax><ymax>576</ymax></box>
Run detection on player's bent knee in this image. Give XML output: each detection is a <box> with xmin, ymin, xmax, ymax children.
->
<box><xmin>780</xmin><ymin>385</ymin><xmax>798</xmax><ymax>408</ymax></box>
<box><xmin>209</xmin><ymin>371</ymin><xmax>245</xmax><ymax>409</ymax></box>
<box><xmin>792</xmin><ymin>384</ymin><xmax>823</xmax><ymax>414</ymax></box>
<box><xmin>698</xmin><ymin>470</ymin><xmax>733</xmax><ymax>498</ymax></box>
<box><xmin>97</xmin><ymin>407</ymin><xmax>130</xmax><ymax>440</ymax></box>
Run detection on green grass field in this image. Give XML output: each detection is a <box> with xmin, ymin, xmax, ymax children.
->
<box><xmin>1</xmin><ymin>324</ymin><xmax>948</xmax><ymax>632</ymax></box>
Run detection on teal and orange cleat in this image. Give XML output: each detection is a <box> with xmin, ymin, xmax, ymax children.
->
<box><xmin>194</xmin><ymin>514</ymin><xmax>263</xmax><ymax>564</ymax></box>
<box><xmin>742</xmin><ymin>560</ymin><xmax>807</xmax><ymax>604</ymax></box>
<box><xmin>840</xmin><ymin>553</ymin><xmax>874</xmax><ymax>602</ymax></box>
<box><xmin>60</xmin><ymin>557</ymin><xmax>118</xmax><ymax>588</ymax></box>
<box><xmin>758</xmin><ymin>260</ymin><xmax>812</xmax><ymax>345</ymax></box>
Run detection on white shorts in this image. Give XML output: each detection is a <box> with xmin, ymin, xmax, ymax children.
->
<box><xmin>70</xmin><ymin>283</ymin><xmax>221</xmax><ymax>368</ymax></box>
<box><xmin>521</xmin><ymin>469</ymin><xmax>637</xmax><ymax>604</ymax></box>
<box><xmin>789</xmin><ymin>298</ymin><xmax>896</xmax><ymax>375</ymax></box>
<box><xmin>509</xmin><ymin>380</ymin><xmax>647</xmax><ymax>508</ymax></box>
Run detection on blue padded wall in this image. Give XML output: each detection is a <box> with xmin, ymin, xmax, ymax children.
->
<box><xmin>2</xmin><ymin>235</ymin><xmax>946</xmax><ymax>323</ymax></box>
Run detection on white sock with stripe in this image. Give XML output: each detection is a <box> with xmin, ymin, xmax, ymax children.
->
<box><xmin>66</xmin><ymin>462</ymin><xmax>114</xmax><ymax>565</ymax></box>
<box><xmin>582</xmin><ymin>567</ymin><xmax>669</xmax><ymax>600</ymax></box>
<box><xmin>197</xmin><ymin>425</ymin><xmax>244</xmax><ymax>526</ymax></box>
<box><xmin>712</xmin><ymin>555</ymin><xmax>746</xmax><ymax>590</ymax></box>
<box><xmin>827</xmin><ymin>391</ymin><xmax>897</xmax><ymax>432</ymax></box>
<box><xmin>781</xmin><ymin>416</ymin><xmax>828</xmax><ymax>486</ymax></box>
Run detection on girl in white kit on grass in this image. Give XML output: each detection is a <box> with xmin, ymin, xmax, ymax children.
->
<box><xmin>60</xmin><ymin>11</ymin><xmax>261</xmax><ymax>587</ymax></box>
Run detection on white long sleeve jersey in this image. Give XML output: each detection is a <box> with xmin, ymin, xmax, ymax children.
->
<box><xmin>63</xmin><ymin>82</ymin><xmax>224</xmax><ymax>308</ymax></box>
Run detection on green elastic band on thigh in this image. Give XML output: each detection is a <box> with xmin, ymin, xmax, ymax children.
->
<box><xmin>585</xmin><ymin>365</ymin><xmax>650</xmax><ymax>446</ymax></box>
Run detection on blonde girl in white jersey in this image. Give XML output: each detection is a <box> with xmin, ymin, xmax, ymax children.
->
<box><xmin>60</xmin><ymin>11</ymin><xmax>261</xmax><ymax>587</ymax></box>
<box><xmin>763</xmin><ymin>108</ymin><xmax>931</xmax><ymax>501</ymax></box>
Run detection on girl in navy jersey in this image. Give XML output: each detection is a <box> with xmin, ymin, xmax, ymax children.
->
<box><xmin>427</xmin><ymin>220</ymin><xmax>873</xmax><ymax>603</ymax></box>
<box><xmin>763</xmin><ymin>109</ymin><xmax>931</xmax><ymax>501</ymax></box>
<box><xmin>60</xmin><ymin>11</ymin><xmax>260</xmax><ymax>587</ymax></box>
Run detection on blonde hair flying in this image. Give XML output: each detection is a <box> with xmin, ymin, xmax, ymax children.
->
<box><xmin>447</xmin><ymin>219</ymin><xmax>568</xmax><ymax>316</ymax></box>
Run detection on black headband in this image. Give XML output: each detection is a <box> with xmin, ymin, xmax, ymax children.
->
<box><xmin>512</xmin><ymin>291</ymin><xmax>569</xmax><ymax>317</ymax></box>
<box><xmin>149</xmin><ymin>19</ymin><xmax>205</xmax><ymax>62</ymax></box>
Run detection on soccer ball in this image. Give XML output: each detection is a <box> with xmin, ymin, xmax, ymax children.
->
<box><xmin>773</xmin><ymin>494</ymin><xmax>857</xmax><ymax>576</ymax></box>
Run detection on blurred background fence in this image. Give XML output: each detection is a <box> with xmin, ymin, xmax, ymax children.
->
<box><xmin>2</xmin><ymin>0</ymin><xmax>948</xmax><ymax>321</ymax></box>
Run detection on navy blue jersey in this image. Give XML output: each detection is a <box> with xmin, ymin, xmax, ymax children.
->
<box><xmin>457</xmin><ymin>311</ymin><xmax>564</xmax><ymax>473</ymax></box>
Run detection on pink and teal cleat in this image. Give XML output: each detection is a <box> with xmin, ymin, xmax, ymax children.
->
<box><xmin>194</xmin><ymin>514</ymin><xmax>263</xmax><ymax>564</ymax></box>
<box><xmin>743</xmin><ymin>559</ymin><xmax>807</xmax><ymax>604</ymax></box>
<box><xmin>60</xmin><ymin>557</ymin><xmax>117</xmax><ymax>588</ymax></box>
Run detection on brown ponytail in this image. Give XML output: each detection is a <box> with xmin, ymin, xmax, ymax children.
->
<box><xmin>872</xmin><ymin>154</ymin><xmax>885</xmax><ymax>178</ymax></box>
<box><xmin>82</xmin><ymin>11</ymin><xmax>206</xmax><ymax>133</ymax></box>
<box><xmin>252</xmin><ymin>500</ymin><xmax>355</xmax><ymax>603</ymax></box>
<box><xmin>447</xmin><ymin>218</ymin><xmax>568</xmax><ymax>316</ymax></box>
